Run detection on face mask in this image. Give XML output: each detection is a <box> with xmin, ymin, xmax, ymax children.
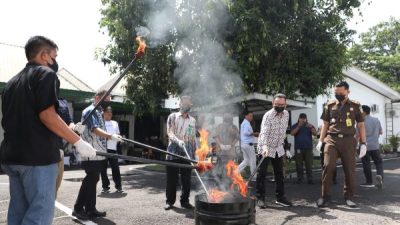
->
<box><xmin>100</xmin><ymin>101</ymin><xmax>109</xmax><ymax>109</ymax></box>
<box><xmin>48</xmin><ymin>57</ymin><xmax>59</xmax><ymax>72</ymax></box>
<box><xmin>335</xmin><ymin>94</ymin><xmax>346</xmax><ymax>102</ymax></box>
<box><xmin>274</xmin><ymin>106</ymin><xmax>285</xmax><ymax>113</ymax></box>
<box><xmin>180</xmin><ymin>105</ymin><xmax>191</xmax><ymax>113</ymax></box>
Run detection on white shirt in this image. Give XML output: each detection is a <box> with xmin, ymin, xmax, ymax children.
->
<box><xmin>105</xmin><ymin>120</ymin><xmax>120</xmax><ymax>151</ymax></box>
<box><xmin>257</xmin><ymin>109</ymin><xmax>289</xmax><ymax>158</ymax></box>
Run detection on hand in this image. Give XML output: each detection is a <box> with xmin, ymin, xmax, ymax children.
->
<box><xmin>73</xmin><ymin>139</ymin><xmax>96</xmax><ymax>158</ymax></box>
<box><xmin>316</xmin><ymin>141</ymin><xmax>323</xmax><ymax>152</ymax></box>
<box><xmin>111</xmin><ymin>134</ymin><xmax>123</xmax><ymax>142</ymax></box>
<box><xmin>73</xmin><ymin>122</ymin><xmax>86</xmax><ymax>135</ymax></box>
<box><xmin>359</xmin><ymin>143</ymin><xmax>367</xmax><ymax>158</ymax></box>
<box><xmin>285</xmin><ymin>150</ymin><xmax>293</xmax><ymax>159</ymax></box>
<box><xmin>178</xmin><ymin>140</ymin><xmax>185</xmax><ymax>148</ymax></box>
<box><xmin>261</xmin><ymin>145</ymin><xmax>268</xmax><ymax>157</ymax></box>
<box><xmin>298</xmin><ymin>120</ymin><xmax>304</xmax><ymax>127</ymax></box>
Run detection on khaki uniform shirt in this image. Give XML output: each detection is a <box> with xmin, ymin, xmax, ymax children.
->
<box><xmin>320</xmin><ymin>99</ymin><xmax>364</xmax><ymax>136</ymax></box>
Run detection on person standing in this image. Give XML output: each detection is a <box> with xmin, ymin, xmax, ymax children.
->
<box><xmin>73</xmin><ymin>90</ymin><xmax>123</xmax><ymax>220</ymax></box>
<box><xmin>290</xmin><ymin>113</ymin><xmax>317</xmax><ymax>184</ymax></box>
<box><xmin>0</xmin><ymin>36</ymin><xmax>96</xmax><ymax>225</ymax></box>
<box><xmin>100</xmin><ymin>106</ymin><xmax>123</xmax><ymax>193</ymax></box>
<box><xmin>164</xmin><ymin>96</ymin><xmax>197</xmax><ymax>210</ymax></box>
<box><xmin>316</xmin><ymin>81</ymin><xmax>367</xmax><ymax>208</ymax></box>
<box><xmin>215</xmin><ymin>113</ymin><xmax>239</xmax><ymax>163</ymax></box>
<box><xmin>256</xmin><ymin>94</ymin><xmax>293</xmax><ymax>208</ymax></box>
<box><xmin>359</xmin><ymin>105</ymin><xmax>384</xmax><ymax>189</ymax></box>
<box><xmin>239</xmin><ymin>111</ymin><xmax>259</xmax><ymax>175</ymax></box>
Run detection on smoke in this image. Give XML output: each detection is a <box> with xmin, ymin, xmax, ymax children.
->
<box><xmin>142</xmin><ymin>0</ymin><xmax>245</xmax><ymax>198</ymax></box>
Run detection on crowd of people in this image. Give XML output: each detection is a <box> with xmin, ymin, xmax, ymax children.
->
<box><xmin>0</xmin><ymin>36</ymin><xmax>386</xmax><ymax>224</ymax></box>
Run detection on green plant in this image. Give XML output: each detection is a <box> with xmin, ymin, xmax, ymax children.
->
<box><xmin>380</xmin><ymin>144</ymin><xmax>392</xmax><ymax>154</ymax></box>
<box><xmin>388</xmin><ymin>135</ymin><xmax>400</xmax><ymax>152</ymax></box>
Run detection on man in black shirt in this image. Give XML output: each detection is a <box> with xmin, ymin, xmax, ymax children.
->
<box><xmin>0</xmin><ymin>36</ymin><xmax>96</xmax><ymax>225</ymax></box>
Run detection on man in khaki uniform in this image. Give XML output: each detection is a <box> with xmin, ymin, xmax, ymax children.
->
<box><xmin>316</xmin><ymin>81</ymin><xmax>367</xmax><ymax>208</ymax></box>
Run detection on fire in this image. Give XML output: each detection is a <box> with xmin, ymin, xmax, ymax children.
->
<box><xmin>208</xmin><ymin>188</ymin><xmax>229</xmax><ymax>203</ymax></box>
<box><xmin>196</xmin><ymin>129</ymin><xmax>211</xmax><ymax>161</ymax></box>
<box><xmin>195</xmin><ymin>160</ymin><xmax>214</xmax><ymax>173</ymax></box>
<box><xmin>135</xmin><ymin>36</ymin><xmax>146</xmax><ymax>58</ymax></box>
<box><xmin>225</xmin><ymin>160</ymin><xmax>247</xmax><ymax>197</ymax></box>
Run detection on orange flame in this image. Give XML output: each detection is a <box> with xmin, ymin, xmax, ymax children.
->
<box><xmin>208</xmin><ymin>188</ymin><xmax>229</xmax><ymax>203</ymax></box>
<box><xmin>226</xmin><ymin>160</ymin><xmax>247</xmax><ymax>197</ymax></box>
<box><xmin>135</xmin><ymin>36</ymin><xmax>146</xmax><ymax>58</ymax></box>
<box><xmin>196</xmin><ymin>129</ymin><xmax>211</xmax><ymax>161</ymax></box>
<box><xmin>195</xmin><ymin>160</ymin><xmax>214</xmax><ymax>173</ymax></box>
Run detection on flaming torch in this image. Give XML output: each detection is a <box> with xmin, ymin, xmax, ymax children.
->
<box><xmin>82</xmin><ymin>36</ymin><xmax>146</xmax><ymax>126</ymax></box>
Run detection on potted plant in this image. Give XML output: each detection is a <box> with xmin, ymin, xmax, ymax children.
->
<box><xmin>380</xmin><ymin>144</ymin><xmax>392</xmax><ymax>154</ymax></box>
<box><xmin>388</xmin><ymin>135</ymin><xmax>400</xmax><ymax>153</ymax></box>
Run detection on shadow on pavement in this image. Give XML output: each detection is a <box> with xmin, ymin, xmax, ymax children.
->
<box><xmin>171</xmin><ymin>207</ymin><xmax>195</xmax><ymax>219</ymax></box>
<box><xmin>98</xmin><ymin>192</ymin><xmax>128</xmax><ymax>199</ymax></box>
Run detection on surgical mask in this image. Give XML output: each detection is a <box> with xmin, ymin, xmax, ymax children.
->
<box><xmin>335</xmin><ymin>94</ymin><xmax>346</xmax><ymax>102</ymax></box>
<box><xmin>274</xmin><ymin>106</ymin><xmax>285</xmax><ymax>113</ymax></box>
<box><xmin>48</xmin><ymin>57</ymin><xmax>58</xmax><ymax>72</ymax></box>
<box><xmin>180</xmin><ymin>105</ymin><xmax>191</xmax><ymax>113</ymax></box>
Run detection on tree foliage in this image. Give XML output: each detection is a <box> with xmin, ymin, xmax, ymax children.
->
<box><xmin>99</xmin><ymin>0</ymin><xmax>362</xmax><ymax>114</ymax></box>
<box><xmin>348</xmin><ymin>17</ymin><xmax>400</xmax><ymax>92</ymax></box>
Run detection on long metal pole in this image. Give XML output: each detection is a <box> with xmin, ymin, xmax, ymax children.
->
<box><xmin>246</xmin><ymin>156</ymin><xmax>266</xmax><ymax>185</ymax></box>
<box><xmin>81</xmin><ymin>56</ymin><xmax>138</xmax><ymax>126</ymax></box>
<box><xmin>121</xmin><ymin>137</ymin><xmax>198</xmax><ymax>164</ymax></box>
<box><xmin>181</xmin><ymin>146</ymin><xmax>209</xmax><ymax>196</ymax></box>
<box><xmin>96</xmin><ymin>151</ymin><xmax>195</xmax><ymax>170</ymax></box>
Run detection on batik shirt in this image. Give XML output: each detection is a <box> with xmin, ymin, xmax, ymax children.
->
<box><xmin>257</xmin><ymin>109</ymin><xmax>289</xmax><ymax>158</ymax></box>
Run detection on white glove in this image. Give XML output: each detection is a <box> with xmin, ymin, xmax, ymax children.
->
<box><xmin>177</xmin><ymin>140</ymin><xmax>185</xmax><ymax>148</ymax></box>
<box><xmin>73</xmin><ymin>139</ymin><xmax>96</xmax><ymax>158</ymax></box>
<box><xmin>286</xmin><ymin>150</ymin><xmax>292</xmax><ymax>159</ymax></box>
<box><xmin>73</xmin><ymin>122</ymin><xmax>86</xmax><ymax>135</ymax></box>
<box><xmin>359</xmin><ymin>143</ymin><xmax>367</xmax><ymax>158</ymax></box>
<box><xmin>111</xmin><ymin>134</ymin><xmax>123</xmax><ymax>142</ymax></box>
<box><xmin>261</xmin><ymin>145</ymin><xmax>268</xmax><ymax>157</ymax></box>
<box><xmin>316</xmin><ymin>141</ymin><xmax>323</xmax><ymax>152</ymax></box>
<box><xmin>220</xmin><ymin>144</ymin><xmax>230</xmax><ymax>151</ymax></box>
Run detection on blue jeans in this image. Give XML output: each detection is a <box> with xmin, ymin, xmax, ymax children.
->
<box><xmin>1</xmin><ymin>163</ymin><xmax>58</xmax><ymax>225</ymax></box>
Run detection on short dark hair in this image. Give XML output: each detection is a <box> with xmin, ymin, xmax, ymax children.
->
<box><xmin>24</xmin><ymin>36</ymin><xmax>58</xmax><ymax>60</ymax></box>
<box><xmin>274</xmin><ymin>93</ymin><xmax>287</xmax><ymax>101</ymax></box>
<box><xmin>243</xmin><ymin>110</ymin><xmax>253</xmax><ymax>116</ymax></box>
<box><xmin>362</xmin><ymin>105</ymin><xmax>371</xmax><ymax>115</ymax></box>
<box><xmin>95</xmin><ymin>89</ymin><xmax>108</xmax><ymax>97</ymax></box>
<box><xmin>299</xmin><ymin>113</ymin><xmax>307</xmax><ymax>119</ymax></box>
<box><xmin>335</xmin><ymin>81</ymin><xmax>350</xmax><ymax>90</ymax></box>
<box><xmin>104</xmin><ymin>106</ymin><xmax>113</xmax><ymax>112</ymax></box>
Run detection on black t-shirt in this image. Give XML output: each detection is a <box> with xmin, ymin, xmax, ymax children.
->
<box><xmin>0</xmin><ymin>62</ymin><xmax>60</xmax><ymax>165</ymax></box>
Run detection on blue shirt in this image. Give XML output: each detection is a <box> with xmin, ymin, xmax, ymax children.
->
<box><xmin>240</xmin><ymin>119</ymin><xmax>254</xmax><ymax>144</ymax></box>
<box><xmin>364</xmin><ymin>115</ymin><xmax>381</xmax><ymax>151</ymax></box>
<box><xmin>291</xmin><ymin>123</ymin><xmax>313</xmax><ymax>150</ymax></box>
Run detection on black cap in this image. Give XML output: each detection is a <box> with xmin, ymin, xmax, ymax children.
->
<box><xmin>299</xmin><ymin>113</ymin><xmax>307</xmax><ymax>119</ymax></box>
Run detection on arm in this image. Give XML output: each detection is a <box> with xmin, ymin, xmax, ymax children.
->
<box><xmin>290</xmin><ymin>124</ymin><xmax>300</xmax><ymax>136</ymax></box>
<box><xmin>92</xmin><ymin>127</ymin><xmax>112</xmax><ymax>139</ymax></box>
<box><xmin>39</xmin><ymin>105</ymin><xmax>80</xmax><ymax>144</ymax></box>
<box><xmin>310</xmin><ymin>125</ymin><xmax>318</xmax><ymax>136</ymax></box>
<box><xmin>357</xmin><ymin>122</ymin><xmax>367</xmax><ymax>143</ymax></box>
<box><xmin>257</xmin><ymin>114</ymin><xmax>269</xmax><ymax>153</ymax></box>
<box><xmin>319</xmin><ymin>121</ymin><xmax>329</xmax><ymax>142</ymax></box>
<box><xmin>231</xmin><ymin>126</ymin><xmax>239</xmax><ymax>146</ymax></box>
<box><xmin>166</xmin><ymin>114</ymin><xmax>180</xmax><ymax>144</ymax></box>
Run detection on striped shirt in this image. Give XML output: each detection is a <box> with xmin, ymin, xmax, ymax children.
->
<box><xmin>166</xmin><ymin>111</ymin><xmax>197</xmax><ymax>160</ymax></box>
<box><xmin>257</xmin><ymin>109</ymin><xmax>289</xmax><ymax>158</ymax></box>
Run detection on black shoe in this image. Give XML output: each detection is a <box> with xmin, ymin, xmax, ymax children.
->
<box><xmin>308</xmin><ymin>180</ymin><xmax>314</xmax><ymax>184</ymax></box>
<box><xmin>72</xmin><ymin>210</ymin><xmax>89</xmax><ymax>220</ymax></box>
<box><xmin>257</xmin><ymin>198</ymin><xmax>267</xmax><ymax>209</ymax></box>
<box><xmin>102</xmin><ymin>187</ymin><xmax>110</xmax><ymax>193</ymax></box>
<box><xmin>317</xmin><ymin>197</ymin><xmax>330</xmax><ymax>208</ymax></box>
<box><xmin>116</xmin><ymin>188</ymin><xmax>124</xmax><ymax>193</ymax></box>
<box><xmin>276</xmin><ymin>197</ymin><xmax>293</xmax><ymax>207</ymax></box>
<box><xmin>345</xmin><ymin>199</ymin><xmax>357</xmax><ymax>208</ymax></box>
<box><xmin>164</xmin><ymin>204</ymin><xmax>174</xmax><ymax>210</ymax></box>
<box><xmin>181</xmin><ymin>202</ymin><xmax>194</xmax><ymax>209</ymax></box>
<box><xmin>376</xmin><ymin>175</ymin><xmax>383</xmax><ymax>190</ymax></box>
<box><xmin>86</xmin><ymin>210</ymin><xmax>106</xmax><ymax>218</ymax></box>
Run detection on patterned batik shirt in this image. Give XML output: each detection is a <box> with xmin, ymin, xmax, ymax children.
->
<box><xmin>166</xmin><ymin>111</ymin><xmax>197</xmax><ymax>161</ymax></box>
<box><xmin>257</xmin><ymin>109</ymin><xmax>289</xmax><ymax>158</ymax></box>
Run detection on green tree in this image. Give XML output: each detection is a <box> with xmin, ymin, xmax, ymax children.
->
<box><xmin>99</xmin><ymin>0</ymin><xmax>362</xmax><ymax>114</ymax></box>
<box><xmin>349</xmin><ymin>17</ymin><xmax>400</xmax><ymax>92</ymax></box>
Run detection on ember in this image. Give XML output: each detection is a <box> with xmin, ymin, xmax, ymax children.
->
<box><xmin>208</xmin><ymin>188</ymin><xmax>229</xmax><ymax>203</ymax></box>
<box><xmin>135</xmin><ymin>36</ymin><xmax>146</xmax><ymax>58</ymax></box>
<box><xmin>226</xmin><ymin>160</ymin><xmax>247</xmax><ymax>197</ymax></box>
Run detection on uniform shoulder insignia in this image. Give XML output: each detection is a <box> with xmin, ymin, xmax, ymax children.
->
<box><xmin>350</xmin><ymin>99</ymin><xmax>360</xmax><ymax>105</ymax></box>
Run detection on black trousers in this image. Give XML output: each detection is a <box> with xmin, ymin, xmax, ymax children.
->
<box><xmin>295</xmin><ymin>148</ymin><xmax>313</xmax><ymax>181</ymax></box>
<box><xmin>101</xmin><ymin>149</ymin><xmax>122</xmax><ymax>189</ymax></box>
<box><xmin>361</xmin><ymin>150</ymin><xmax>384</xmax><ymax>183</ymax></box>
<box><xmin>166</xmin><ymin>159</ymin><xmax>192</xmax><ymax>205</ymax></box>
<box><xmin>256</xmin><ymin>153</ymin><xmax>285</xmax><ymax>200</ymax></box>
<box><xmin>74</xmin><ymin>160</ymin><xmax>104</xmax><ymax>212</ymax></box>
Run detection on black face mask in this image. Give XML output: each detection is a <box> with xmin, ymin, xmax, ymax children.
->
<box><xmin>48</xmin><ymin>57</ymin><xmax>59</xmax><ymax>72</ymax></box>
<box><xmin>335</xmin><ymin>94</ymin><xmax>346</xmax><ymax>102</ymax></box>
<box><xmin>100</xmin><ymin>101</ymin><xmax>109</xmax><ymax>109</ymax></box>
<box><xmin>274</xmin><ymin>106</ymin><xmax>285</xmax><ymax>113</ymax></box>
